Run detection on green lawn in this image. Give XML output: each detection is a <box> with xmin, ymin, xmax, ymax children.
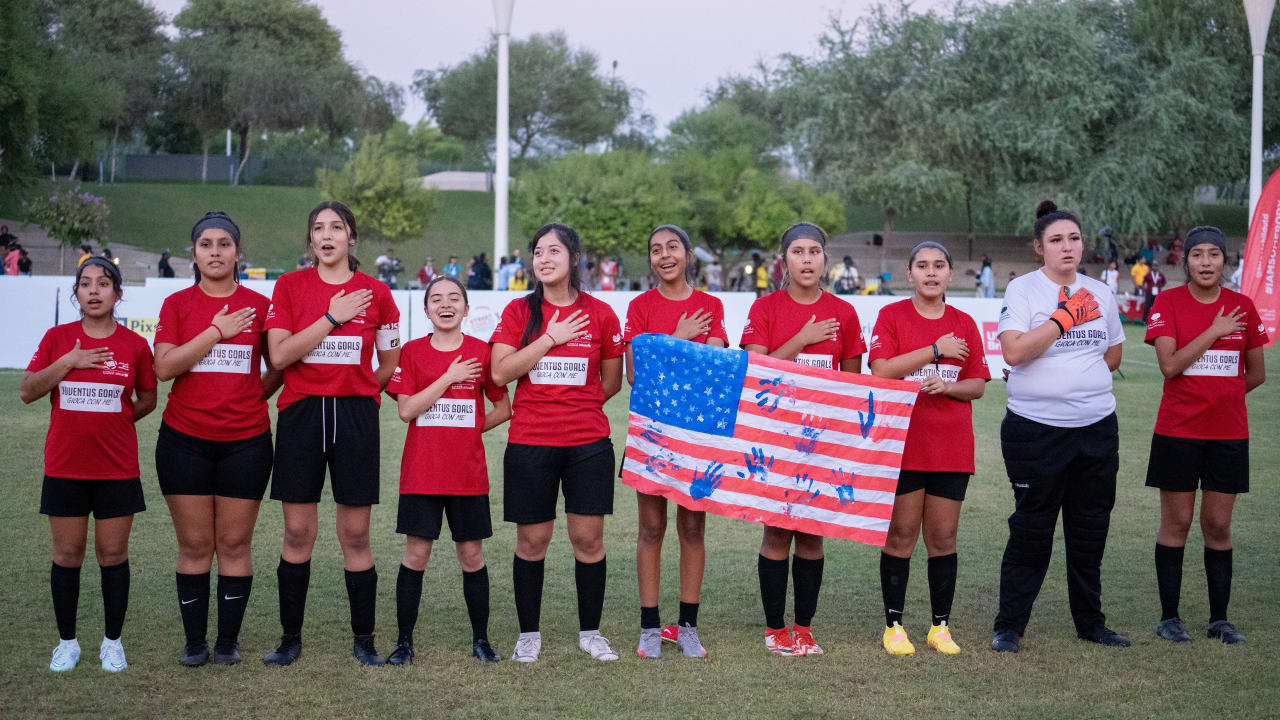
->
<box><xmin>1</xmin><ymin>322</ymin><xmax>1278</xmax><ymax>718</ymax></box>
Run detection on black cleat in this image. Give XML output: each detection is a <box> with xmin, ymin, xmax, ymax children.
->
<box><xmin>353</xmin><ymin>634</ymin><xmax>386</xmax><ymax>666</ymax></box>
<box><xmin>1207</xmin><ymin>620</ymin><xmax>1246</xmax><ymax>645</ymax></box>
<box><xmin>213</xmin><ymin>641</ymin><xmax>242</xmax><ymax>665</ymax></box>
<box><xmin>180</xmin><ymin>640</ymin><xmax>209</xmax><ymax>667</ymax></box>
<box><xmin>990</xmin><ymin>630</ymin><xmax>1021</xmax><ymax>653</ymax></box>
<box><xmin>472</xmin><ymin>638</ymin><xmax>500</xmax><ymax>663</ymax></box>
<box><xmin>263</xmin><ymin>634</ymin><xmax>302</xmax><ymax>666</ymax></box>
<box><xmin>387</xmin><ymin>639</ymin><xmax>414</xmax><ymax>666</ymax></box>
<box><xmin>1156</xmin><ymin>618</ymin><xmax>1192</xmax><ymax>643</ymax></box>
<box><xmin>1078</xmin><ymin>625</ymin><xmax>1131</xmax><ymax>647</ymax></box>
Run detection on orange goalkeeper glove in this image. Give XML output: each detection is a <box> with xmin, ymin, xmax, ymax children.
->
<box><xmin>1049</xmin><ymin>285</ymin><xmax>1101</xmax><ymax>334</ymax></box>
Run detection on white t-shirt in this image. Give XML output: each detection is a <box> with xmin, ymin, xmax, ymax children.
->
<box><xmin>998</xmin><ymin>269</ymin><xmax>1124</xmax><ymax>427</ymax></box>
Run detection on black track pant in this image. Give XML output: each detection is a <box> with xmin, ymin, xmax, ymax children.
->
<box><xmin>994</xmin><ymin>411</ymin><xmax>1118</xmax><ymax>636</ymax></box>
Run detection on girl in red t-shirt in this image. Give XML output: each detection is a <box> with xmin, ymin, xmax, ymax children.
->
<box><xmin>262</xmin><ymin>201</ymin><xmax>402</xmax><ymax>667</ymax></box>
<box><xmin>740</xmin><ymin>222</ymin><xmax>866</xmax><ymax>657</ymax></box>
<box><xmin>385</xmin><ymin>276</ymin><xmax>511</xmax><ymax>665</ymax></box>
<box><xmin>22</xmin><ymin>258</ymin><xmax>157</xmax><ymax>672</ymax></box>
<box><xmin>491</xmin><ymin>223</ymin><xmax>624</xmax><ymax>663</ymax></box>
<box><xmin>1144</xmin><ymin>225</ymin><xmax>1268</xmax><ymax>645</ymax></box>
<box><xmin>622</xmin><ymin>225</ymin><xmax>727</xmax><ymax>660</ymax></box>
<box><xmin>153</xmin><ymin>212</ymin><xmax>282</xmax><ymax>667</ymax></box>
<box><xmin>868</xmin><ymin>242</ymin><xmax>989</xmax><ymax>656</ymax></box>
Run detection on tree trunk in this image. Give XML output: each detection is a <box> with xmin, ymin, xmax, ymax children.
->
<box><xmin>965</xmin><ymin>184</ymin><xmax>974</xmax><ymax>261</ymax></box>
<box><xmin>70</xmin><ymin>160</ymin><xmax>79</xmax><ymax>180</ymax></box>
<box><xmin>110</xmin><ymin>121</ymin><xmax>120</xmax><ymax>183</ymax></box>
<box><xmin>233</xmin><ymin>126</ymin><xmax>251</xmax><ymax>186</ymax></box>
<box><xmin>881</xmin><ymin>206</ymin><xmax>896</xmax><ymax>277</ymax></box>
<box><xmin>50</xmin><ymin>162</ymin><xmax>55</xmax><ymax>182</ymax></box>
<box><xmin>201</xmin><ymin>136</ymin><xmax>209</xmax><ymax>184</ymax></box>
<box><xmin>59</xmin><ymin>245</ymin><xmax>65</xmax><ymax>275</ymax></box>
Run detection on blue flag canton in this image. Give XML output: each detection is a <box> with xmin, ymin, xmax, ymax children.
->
<box><xmin>630</xmin><ymin>334</ymin><xmax>748</xmax><ymax>437</ymax></box>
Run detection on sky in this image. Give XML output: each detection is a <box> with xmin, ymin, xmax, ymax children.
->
<box><xmin>149</xmin><ymin>0</ymin><xmax>953</xmax><ymax>132</ymax></box>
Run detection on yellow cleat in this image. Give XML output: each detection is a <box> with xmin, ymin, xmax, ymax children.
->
<box><xmin>882</xmin><ymin>622</ymin><xmax>916</xmax><ymax>656</ymax></box>
<box><xmin>927</xmin><ymin>622</ymin><xmax>962</xmax><ymax>655</ymax></box>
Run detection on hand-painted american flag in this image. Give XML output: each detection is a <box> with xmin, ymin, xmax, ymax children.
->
<box><xmin>621</xmin><ymin>334</ymin><xmax>920</xmax><ymax>546</ymax></box>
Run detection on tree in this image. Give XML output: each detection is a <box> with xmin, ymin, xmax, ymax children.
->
<box><xmin>0</xmin><ymin>0</ymin><xmax>45</xmax><ymax>185</ymax></box>
<box><xmin>318</xmin><ymin>133</ymin><xmax>437</xmax><ymax>242</ymax></box>
<box><xmin>414</xmin><ymin>31</ymin><xmax>631</xmax><ymax>161</ymax></box>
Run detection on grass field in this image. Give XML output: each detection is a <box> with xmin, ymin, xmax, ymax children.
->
<box><xmin>1</xmin><ymin>328</ymin><xmax>1278</xmax><ymax>719</ymax></box>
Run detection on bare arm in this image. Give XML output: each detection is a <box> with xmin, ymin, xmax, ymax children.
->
<box><xmin>375</xmin><ymin>347</ymin><xmax>401</xmax><ymax>390</ymax></box>
<box><xmin>943</xmin><ymin>377</ymin><xmax>987</xmax><ymax>401</ymax></box>
<box><xmin>624</xmin><ymin>344</ymin><xmax>636</xmax><ymax>386</ymax></box>
<box><xmin>483</xmin><ymin>394</ymin><xmax>512</xmax><ymax>431</ymax></box>
<box><xmin>999</xmin><ymin>325</ymin><xmax>1062</xmax><ymax>367</ymax></box>
<box><xmin>133</xmin><ymin>387</ymin><xmax>157</xmax><ymax>421</ymax></box>
<box><xmin>20</xmin><ymin>340</ymin><xmax>111</xmax><ymax>404</ymax></box>
<box><xmin>154</xmin><ymin>306</ymin><xmax>255</xmax><ymax>381</ymax></box>
<box><xmin>768</xmin><ymin>315</ymin><xmax>838</xmax><ymax>361</ymax></box>
<box><xmin>1104</xmin><ymin>343</ymin><xmax>1123</xmax><ymax>372</ymax></box>
<box><xmin>601</xmin><ymin>356</ymin><xmax>623</xmax><ymax>401</ymax></box>
<box><xmin>396</xmin><ymin>355</ymin><xmax>480</xmax><ymax>423</ymax></box>
<box><xmin>491</xmin><ymin>309</ymin><xmax>590</xmax><ymax>386</ymax></box>
<box><xmin>840</xmin><ymin>356</ymin><xmax>862</xmax><ymax>374</ymax></box>
<box><xmin>1244</xmin><ymin>346</ymin><xmax>1266</xmax><ymax>393</ymax></box>
<box><xmin>267</xmin><ymin>288</ymin><xmax>373</xmax><ymax>368</ymax></box>
<box><xmin>1152</xmin><ymin>307</ymin><xmax>1246</xmax><ymax>379</ymax></box>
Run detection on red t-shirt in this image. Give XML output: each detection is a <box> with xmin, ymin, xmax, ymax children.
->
<box><xmin>27</xmin><ymin>322</ymin><xmax>157</xmax><ymax>479</ymax></box>
<box><xmin>623</xmin><ymin>288</ymin><xmax>728</xmax><ymax>345</ymax></box>
<box><xmin>739</xmin><ymin>289</ymin><xmax>866</xmax><ymax>370</ymax></box>
<box><xmin>1145</xmin><ymin>285</ymin><xmax>1268</xmax><ymax>439</ymax></box>
<box><xmin>387</xmin><ymin>335</ymin><xmax>507</xmax><ymax>495</ymax></box>
<box><xmin>264</xmin><ymin>268</ymin><xmax>401</xmax><ymax>410</ymax></box>
<box><xmin>491</xmin><ymin>292</ymin><xmax>623</xmax><ymax>446</ymax></box>
<box><xmin>155</xmin><ymin>284</ymin><xmax>270</xmax><ymax>441</ymax></box>
<box><xmin>868</xmin><ymin>300</ymin><xmax>990</xmax><ymax>473</ymax></box>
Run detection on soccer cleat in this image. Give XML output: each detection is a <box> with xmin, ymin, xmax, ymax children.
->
<box><xmin>792</xmin><ymin>625</ymin><xmax>823</xmax><ymax>656</ymax></box>
<box><xmin>882</xmin><ymin>622</ymin><xmax>915</xmax><ymax>656</ymax></box>
<box><xmin>764</xmin><ymin>626</ymin><xmax>796</xmax><ymax>656</ymax></box>
<box><xmin>677</xmin><ymin>623</ymin><xmax>708</xmax><ymax>658</ymax></box>
<box><xmin>928</xmin><ymin>622</ymin><xmax>962</xmax><ymax>655</ymax></box>
<box><xmin>660</xmin><ymin>624</ymin><xmax>679</xmax><ymax>644</ymax></box>
<box><xmin>990</xmin><ymin>630</ymin><xmax>1021</xmax><ymax>653</ymax></box>
<box><xmin>387</xmin><ymin>639</ymin><xmax>414</xmax><ymax>666</ymax></box>
<box><xmin>579</xmin><ymin>632</ymin><xmax>619</xmax><ymax>661</ymax></box>
<box><xmin>512</xmin><ymin>631</ymin><xmax>541</xmax><ymax>663</ymax></box>
<box><xmin>1156</xmin><ymin>617</ymin><xmax>1192</xmax><ymax>643</ymax></box>
<box><xmin>180</xmin><ymin>640</ymin><xmax>210</xmax><ymax>667</ymax></box>
<box><xmin>636</xmin><ymin>628</ymin><xmax>662</xmax><ymax>659</ymax></box>
<box><xmin>1207</xmin><ymin>620</ymin><xmax>1246</xmax><ymax>645</ymax></box>
<box><xmin>49</xmin><ymin>639</ymin><xmax>80</xmax><ymax>672</ymax></box>
<box><xmin>100</xmin><ymin>637</ymin><xmax>127</xmax><ymax>672</ymax></box>
<box><xmin>1077</xmin><ymin>625</ymin><xmax>1131</xmax><ymax>647</ymax></box>
<box><xmin>472</xmin><ymin>638</ymin><xmax>500</xmax><ymax>663</ymax></box>
<box><xmin>263</xmin><ymin>634</ymin><xmax>302</xmax><ymax>666</ymax></box>
<box><xmin>212</xmin><ymin>641</ymin><xmax>241</xmax><ymax>665</ymax></box>
<box><xmin>352</xmin><ymin>634</ymin><xmax>385</xmax><ymax>666</ymax></box>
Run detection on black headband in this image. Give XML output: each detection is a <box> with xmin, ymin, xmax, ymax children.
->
<box><xmin>191</xmin><ymin>212</ymin><xmax>240</xmax><ymax>245</ymax></box>
<box><xmin>1184</xmin><ymin>225</ymin><xmax>1227</xmax><ymax>256</ymax></box>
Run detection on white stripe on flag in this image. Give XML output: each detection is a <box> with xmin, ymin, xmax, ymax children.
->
<box><xmin>735</xmin><ymin>388</ymin><xmax>914</xmax><ymax>431</ymax></box>
<box><xmin>731</xmin><ymin>411</ymin><xmax>907</xmax><ymax>455</ymax></box>
<box><xmin>743</xmin><ymin>366</ymin><xmax>920</xmax><ymax>407</ymax></box>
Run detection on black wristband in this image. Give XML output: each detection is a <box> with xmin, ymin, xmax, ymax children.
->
<box><xmin>1049</xmin><ymin>317</ymin><xmax>1066</xmax><ymax>336</ymax></box>
<box><xmin>324</xmin><ymin>312</ymin><xmax>342</xmax><ymax>328</ymax></box>
<box><xmin>931</xmin><ymin>343</ymin><xmax>940</xmax><ymax>361</ymax></box>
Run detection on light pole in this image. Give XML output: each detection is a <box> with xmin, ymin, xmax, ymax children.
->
<box><xmin>493</xmin><ymin>0</ymin><xmax>514</xmax><ymax>265</ymax></box>
<box><xmin>1245</xmin><ymin>0</ymin><xmax>1275</xmax><ymax>221</ymax></box>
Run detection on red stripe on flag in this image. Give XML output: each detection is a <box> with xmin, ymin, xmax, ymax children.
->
<box><xmin>741</xmin><ymin>373</ymin><xmax>917</xmax><ymax>418</ymax></box>
<box><xmin>747</xmin><ymin>351</ymin><xmax>923</xmax><ymax>393</ymax></box>
<box><xmin>736</xmin><ymin>400</ymin><xmax>910</xmax><ymax>444</ymax></box>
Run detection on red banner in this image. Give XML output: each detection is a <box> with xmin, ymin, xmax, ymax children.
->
<box><xmin>1243</xmin><ymin>168</ymin><xmax>1280</xmax><ymax>348</ymax></box>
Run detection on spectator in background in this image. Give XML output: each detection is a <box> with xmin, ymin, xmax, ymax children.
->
<box><xmin>1099</xmin><ymin>261</ymin><xmax>1120</xmax><ymax>296</ymax></box>
<box><xmin>443</xmin><ymin>255</ymin><xmax>462</xmax><ymax>280</ymax></box>
<box><xmin>978</xmin><ymin>255</ymin><xmax>995</xmax><ymax>298</ymax></box>
<box><xmin>1131</xmin><ymin>256</ymin><xmax>1149</xmax><ymax>294</ymax></box>
<box><xmin>376</xmin><ymin>247</ymin><xmax>403</xmax><ymax>289</ymax></box>
<box><xmin>509</xmin><ymin>266</ymin><xmax>528</xmax><ymax>291</ymax></box>
<box><xmin>77</xmin><ymin>244</ymin><xmax>93</xmax><ymax>268</ymax></box>
<box><xmin>296</xmin><ymin>255</ymin><xmax>313</xmax><ymax>271</ymax></box>
<box><xmin>510</xmin><ymin>248</ymin><xmax>524</xmax><ymax>270</ymax></box>
<box><xmin>599</xmin><ymin>255</ymin><xmax>618</xmax><ymax>291</ymax></box>
<box><xmin>495</xmin><ymin>256</ymin><xmax>512</xmax><ymax>291</ymax></box>
<box><xmin>769</xmin><ymin>253</ymin><xmax>785</xmax><ymax>291</ymax></box>
<box><xmin>17</xmin><ymin>247</ymin><xmax>32</xmax><ymax>276</ymax></box>
<box><xmin>5</xmin><ymin>242</ymin><xmax>21</xmax><ymax>275</ymax></box>
<box><xmin>416</xmin><ymin>256</ymin><xmax>435</xmax><ymax>287</ymax></box>
<box><xmin>1141</xmin><ymin>264</ymin><xmax>1165</xmax><ymax>323</ymax></box>
<box><xmin>101</xmin><ymin>247</ymin><xmax>119</xmax><ymax>267</ymax></box>
<box><xmin>753</xmin><ymin>253</ymin><xmax>770</xmax><ymax>297</ymax></box>
<box><xmin>832</xmin><ymin>256</ymin><xmax>861</xmax><ymax>294</ymax></box>
<box><xmin>0</xmin><ymin>225</ymin><xmax>14</xmax><ymax>254</ymax></box>
<box><xmin>476</xmin><ymin>252</ymin><xmax>492</xmax><ymax>289</ymax></box>
<box><xmin>704</xmin><ymin>256</ymin><xmax>723</xmax><ymax>291</ymax></box>
<box><xmin>158</xmin><ymin>250</ymin><xmax>175</xmax><ymax>278</ymax></box>
<box><xmin>1229</xmin><ymin>262</ymin><xmax>1243</xmax><ymax>290</ymax></box>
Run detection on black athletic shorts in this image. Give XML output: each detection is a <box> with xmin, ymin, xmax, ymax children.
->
<box><xmin>40</xmin><ymin>476</ymin><xmax>146</xmax><ymax>519</ymax></box>
<box><xmin>895</xmin><ymin>470</ymin><xmax>970</xmax><ymax>501</ymax></box>
<box><xmin>1145</xmin><ymin>433</ymin><xmax>1249</xmax><ymax>494</ymax></box>
<box><xmin>397</xmin><ymin>494</ymin><xmax>493</xmax><ymax>542</ymax></box>
<box><xmin>503</xmin><ymin>437</ymin><xmax>615</xmax><ymax>524</ymax></box>
<box><xmin>156</xmin><ymin>422</ymin><xmax>273</xmax><ymax>500</ymax></box>
<box><xmin>270</xmin><ymin>395</ymin><xmax>380</xmax><ymax>506</ymax></box>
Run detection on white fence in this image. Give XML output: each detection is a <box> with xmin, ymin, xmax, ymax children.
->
<box><xmin>1</xmin><ymin>276</ymin><xmax>1009</xmax><ymax>374</ymax></box>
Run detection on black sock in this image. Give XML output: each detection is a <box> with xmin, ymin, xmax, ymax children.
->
<box><xmin>640</xmin><ymin>605</ymin><xmax>661</xmax><ymax>629</ymax></box>
<box><xmin>678</xmin><ymin>601</ymin><xmax>699</xmax><ymax>628</ymax></box>
<box><xmin>176</xmin><ymin>571</ymin><xmax>210</xmax><ymax>645</ymax></box>
<box><xmin>792</xmin><ymin>556</ymin><xmax>824</xmax><ymax>627</ymax></box>
<box><xmin>927</xmin><ymin>554</ymin><xmax>958</xmax><ymax>625</ymax></box>
<box><xmin>880</xmin><ymin>552</ymin><xmax>910</xmax><ymax>627</ymax></box>
<box><xmin>512</xmin><ymin>555</ymin><xmax>544</xmax><ymax>634</ymax></box>
<box><xmin>395</xmin><ymin>564</ymin><xmax>425</xmax><ymax>643</ymax></box>
<box><xmin>462</xmin><ymin>566</ymin><xmax>490</xmax><ymax>642</ymax></box>
<box><xmin>758</xmin><ymin>555</ymin><xmax>789</xmax><ymax>630</ymax></box>
<box><xmin>100</xmin><ymin>560</ymin><xmax>130</xmax><ymax>641</ymax></box>
<box><xmin>575</xmin><ymin>557</ymin><xmax>607</xmax><ymax>632</ymax></box>
<box><xmin>50</xmin><ymin>563</ymin><xmax>81</xmax><ymax>641</ymax></box>
<box><xmin>277</xmin><ymin>558</ymin><xmax>311</xmax><ymax>637</ymax></box>
<box><xmin>1204</xmin><ymin>547</ymin><xmax>1233</xmax><ymax>624</ymax></box>
<box><xmin>344</xmin><ymin>567</ymin><xmax>378</xmax><ymax>636</ymax></box>
<box><xmin>1155</xmin><ymin>544</ymin><xmax>1184</xmax><ymax>621</ymax></box>
<box><xmin>216</xmin><ymin>575</ymin><xmax>252</xmax><ymax>647</ymax></box>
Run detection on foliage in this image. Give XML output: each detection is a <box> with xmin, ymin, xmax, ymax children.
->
<box><xmin>22</xmin><ymin>183</ymin><xmax>110</xmax><ymax>248</ymax></box>
<box><xmin>317</xmin><ymin>133</ymin><xmax>437</xmax><ymax>243</ymax></box>
<box><xmin>0</xmin><ymin>0</ymin><xmax>44</xmax><ymax>185</ymax></box>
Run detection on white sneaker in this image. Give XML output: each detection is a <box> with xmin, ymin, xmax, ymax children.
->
<box><xmin>100</xmin><ymin>637</ymin><xmax>127</xmax><ymax>672</ymax></box>
<box><xmin>50</xmin><ymin>639</ymin><xmax>80</xmax><ymax>671</ymax></box>
<box><xmin>512</xmin><ymin>631</ymin><xmax>542</xmax><ymax>663</ymax></box>
<box><xmin>578</xmin><ymin>631</ymin><xmax>619</xmax><ymax>661</ymax></box>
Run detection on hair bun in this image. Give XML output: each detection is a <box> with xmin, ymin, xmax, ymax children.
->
<box><xmin>1035</xmin><ymin>200</ymin><xmax>1058</xmax><ymax>219</ymax></box>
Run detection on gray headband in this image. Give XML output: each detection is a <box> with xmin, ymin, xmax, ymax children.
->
<box><xmin>191</xmin><ymin>212</ymin><xmax>240</xmax><ymax>245</ymax></box>
<box><xmin>1185</xmin><ymin>225</ymin><xmax>1227</xmax><ymax>256</ymax></box>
